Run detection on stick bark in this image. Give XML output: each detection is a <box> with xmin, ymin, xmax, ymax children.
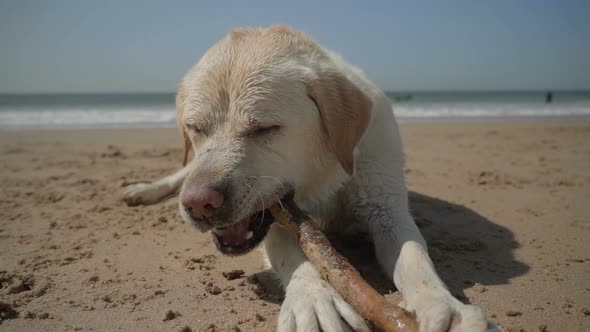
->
<box><xmin>269</xmin><ymin>197</ymin><xmax>419</xmax><ymax>332</ymax></box>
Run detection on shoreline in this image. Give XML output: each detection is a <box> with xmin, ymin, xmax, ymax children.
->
<box><xmin>1</xmin><ymin>115</ymin><xmax>590</xmax><ymax>131</ymax></box>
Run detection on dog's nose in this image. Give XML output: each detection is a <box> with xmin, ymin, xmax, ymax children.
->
<box><xmin>181</xmin><ymin>185</ymin><xmax>225</xmax><ymax>218</ymax></box>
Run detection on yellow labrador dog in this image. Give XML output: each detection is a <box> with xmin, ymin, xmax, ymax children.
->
<box><xmin>123</xmin><ymin>25</ymin><xmax>497</xmax><ymax>332</ymax></box>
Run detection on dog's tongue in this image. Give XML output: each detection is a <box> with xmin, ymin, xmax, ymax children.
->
<box><xmin>217</xmin><ymin>218</ymin><xmax>251</xmax><ymax>247</ymax></box>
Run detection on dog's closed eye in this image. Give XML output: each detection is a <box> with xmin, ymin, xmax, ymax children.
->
<box><xmin>247</xmin><ymin>125</ymin><xmax>281</xmax><ymax>137</ymax></box>
<box><xmin>186</xmin><ymin>123</ymin><xmax>209</xmax><ymax>136</ymax></box>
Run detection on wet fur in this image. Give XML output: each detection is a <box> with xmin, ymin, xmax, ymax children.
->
<box><xmin>123</xmin><ymin>25</ymin><xmax>498</xmax><ymax>332</ymax></box>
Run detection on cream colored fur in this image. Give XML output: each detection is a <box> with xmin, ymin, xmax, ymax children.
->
<box><xmin>123</xmin><ymin>25</ymin><xmax>500</xmax><ymax>332</ymax></box>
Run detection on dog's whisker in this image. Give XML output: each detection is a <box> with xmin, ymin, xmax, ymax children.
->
<box><xmin>249</xmin><ymin>175</ymin><xmax>288</xmax><ymax>208</ymax></box>
<box><xmin>246</xmin><ymin>182</ymin><xmax>267</xmax><ymax>230</ymax></box>
<box><xmin>277</xmin><ymin>197</ymin><xmax>285</xmax><ymax>212</ymax></box>
<box><xmin>253</xmin><ymin>188</ymin><xmax>266</xmax><ymax>230</ymax></box>
<box><xmin>258</xmin><ymin>175</ymin><xmax>287</xmax><ymax>191</ymax></box>
<box><xmin>245</xmin><ymin>183</ymin><xmax>262</xmax><ymax>220</ymax></box>
<box><xmin>271</xmin><ymin>192</ymin><xmax>286</xmax><ymax>212</ymax></box>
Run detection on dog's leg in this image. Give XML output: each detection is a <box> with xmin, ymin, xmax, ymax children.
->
<box><xmin>357</xmin><ymin>198</ymin><xmax>500</xmax><ymax>332</ymax></box>
<box><xmin>122</xmin><ymin>167</ymin><xmax>188</xmax><ymax>206</ymax></box>
<box><xmin>264</xmin><ymin>224</ymin><xmax>369</xmax><ymax>332</ymax></box>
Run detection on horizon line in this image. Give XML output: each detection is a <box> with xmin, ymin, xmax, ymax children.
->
<box><xmin>2</xmin><ymin>89</ymin><xmax>590</xmax><ymax>96</ymax></box>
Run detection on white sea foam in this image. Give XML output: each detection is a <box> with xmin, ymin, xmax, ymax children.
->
<box><xmin>0</xmin><ymin>107</ymin><xmax>177</xmax><ymax>129</ymax></box>
<box><xmin>1</xmin><ymin>102</ymin><xmax>589</xmax><ymax>129</ymax></box>
<box><xmin>393</xmin><ymin>102</ymin><xmax>590</xmax><ymax>120</ymax></box>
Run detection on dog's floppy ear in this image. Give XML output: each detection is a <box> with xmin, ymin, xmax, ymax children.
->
<box><xmin>305</xmin><ymin>69</ymin><xmax>372</xmax><ymax>175</ymax></box>
<box><xmin>176</xmin><ymin>82</ymin><xmax>191</xmax><ymax>166</ymax></box>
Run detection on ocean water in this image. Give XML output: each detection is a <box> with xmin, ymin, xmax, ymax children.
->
<box><xmin>1</xmin><ymin>91</ymin><xmax>589</xmax><ymax>129</ymax></box>
<box><xmin>0</xmin><ymin>93</ymin><xmax>176</xmax><ymax>129</ymax></box>
<box><xmin>387</xmin><ymin>91</ymin><xmax>590</xmax><ymax>122</ymax></box>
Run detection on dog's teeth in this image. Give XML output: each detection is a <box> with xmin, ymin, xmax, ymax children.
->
<box><xmin>246</xmin><ymin>231</ymin><xmax>254</xmax><ymax>240</ymax></box>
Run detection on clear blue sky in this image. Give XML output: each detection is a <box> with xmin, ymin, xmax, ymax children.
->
<box><xmin>1</xmin><ymin>0</ymin><xmax>589</xmax><ymax>93</ymax></box>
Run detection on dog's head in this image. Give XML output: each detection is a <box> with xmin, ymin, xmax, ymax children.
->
<box><xmin>176</xmin><ymin>25</ymin><xmax>371</xmax><ymax>255</ymax></box>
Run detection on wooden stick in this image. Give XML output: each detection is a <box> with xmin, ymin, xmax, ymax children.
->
<box><xmin>269</xmin><ymin>196</ymin><xmax>419</xmax><ymax>332</ymax></box>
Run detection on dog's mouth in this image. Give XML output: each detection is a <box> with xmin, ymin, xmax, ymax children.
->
<box><xmin>211</xmin><ymin>209</ymin><xmax>274</xmax><ymax>255</ymax></box>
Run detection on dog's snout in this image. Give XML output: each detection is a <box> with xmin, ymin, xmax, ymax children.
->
<box><xmin>181</xmin><ymin>185</ymin><xmax>225</xmax><ymax>219</ymax></box>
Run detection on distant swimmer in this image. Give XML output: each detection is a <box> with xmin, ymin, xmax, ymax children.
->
<box><xmin>546</xmin><ymin>91</ymin><xmax>553</xmax><ymax>103</ymax></box>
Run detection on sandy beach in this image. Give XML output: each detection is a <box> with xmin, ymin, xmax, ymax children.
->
<box><xmin>1</xmin><ymin>121</ymin><xmax>589</xmax><ymax>332</ymax></box>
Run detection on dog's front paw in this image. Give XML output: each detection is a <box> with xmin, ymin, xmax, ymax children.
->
<box><xmin>410</xmin><ymin>293</ymin><xmax>500</xmax><ymax>332</ymax></box>
<box><xmin>121</xmin><ymin>182</ymin><xmax>162</xmax><ymax>206</ymax></box>
<box><xmin>278</xmin><ymin>277</ymin><xmax>369</xmax><ymax>332</ymax></box>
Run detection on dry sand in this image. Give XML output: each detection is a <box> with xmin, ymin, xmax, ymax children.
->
<box><xmin>1</xmin><ymin>121</ymin><xmax>589</xmax><ymax>332</ymax></box>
